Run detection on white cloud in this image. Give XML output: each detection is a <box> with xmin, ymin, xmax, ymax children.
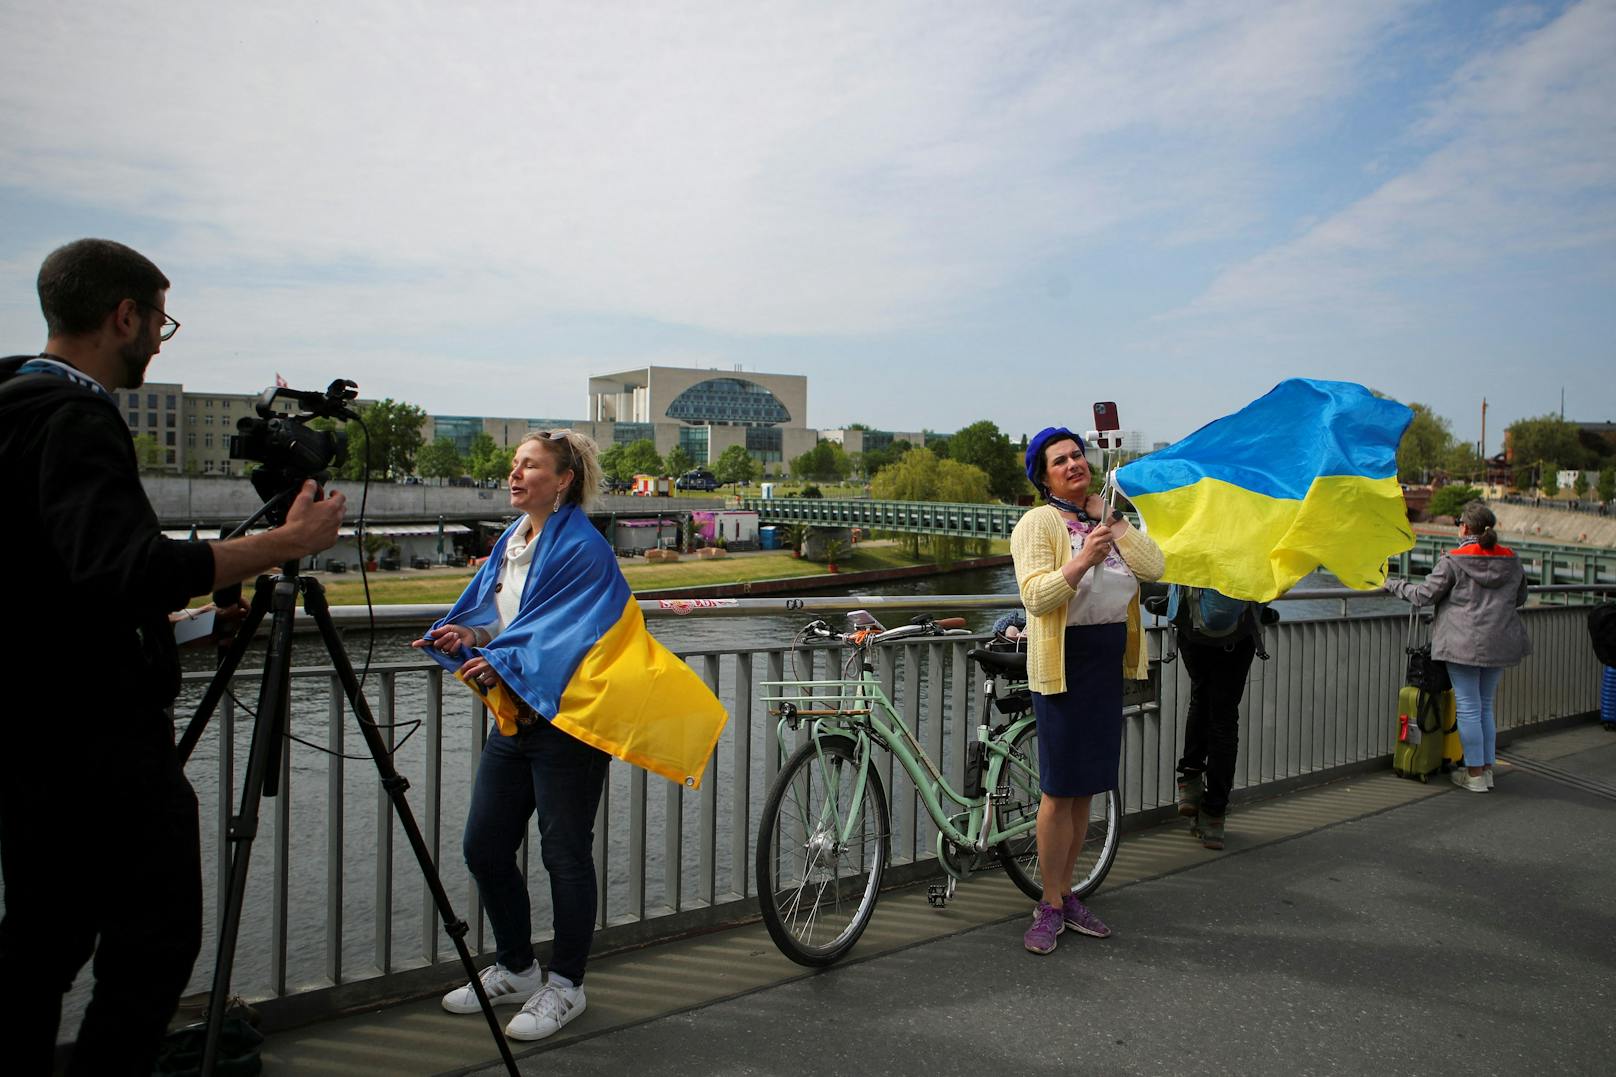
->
<box><xmin>1</xmin><ymin>0</ymin><xmax>1411</xmax><ymax>344</ymax></box>
<box><xmin>1172</xmin><ymin>0</ymin><xmax>1616</xmax><ymax>332</ymax></box>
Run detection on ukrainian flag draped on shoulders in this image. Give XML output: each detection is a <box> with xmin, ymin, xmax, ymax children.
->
<box><xmin>1114</xmin><ymin>378</ymin><xmax>1415</xmax><ymax>602</ymax></box>
<box><xmin>423</xmin><ymin>504</ymin><xmax>728</xmax><ymax>787</ymax></box>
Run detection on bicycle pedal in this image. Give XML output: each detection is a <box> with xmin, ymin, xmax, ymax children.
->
<box><xmin>927</xmin><ymin>883</ymin><xmax>948</xmax><ymax>909</ymax></box>
<box><xmin>991</xmin><ymin>784</ymin><xmax>1012</xmax><ymax>802</ymax></box>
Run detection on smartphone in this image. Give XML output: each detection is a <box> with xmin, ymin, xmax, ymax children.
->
<box><xmin>1093</xmin><ymin>401</ymin><xmax>1119</xmax><ymax>432</ymax></box>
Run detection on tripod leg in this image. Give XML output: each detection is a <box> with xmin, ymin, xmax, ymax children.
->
<box><xmin>176</xmin><ymin>575</ymin><xmax>274</xmax><ymax>766</ymax></box>
<box><xmin>200</xmin><ymin>567</ymin><xmax>300</xmax><ymax>1076</ymax></box>
<box><xmin>302</xmin><ymin>577</ymin><xmax>520</xmax><ymax>1075</ymax></box>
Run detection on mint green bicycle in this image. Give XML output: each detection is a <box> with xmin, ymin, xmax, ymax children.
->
<box><xmin>757</xmin><ymin>612</ymin><xmax>1121</xmax><ymax>967</ymax></box>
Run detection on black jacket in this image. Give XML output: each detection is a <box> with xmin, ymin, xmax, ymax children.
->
<box><xmin>0</xmin><ymin>355</ymin><xmax>214</xmax><ymax>727</ymax></box>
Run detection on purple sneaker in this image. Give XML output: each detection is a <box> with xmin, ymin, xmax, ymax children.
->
<box><xmin>1023</xmin><ymin>901</ymin><xmax>1064</xmax><ymax>954</ymax></box>
<box><xmin>1061</xmin><ymin>893</ymin><xmax>1112</xmax><ymax>938</ymax></box>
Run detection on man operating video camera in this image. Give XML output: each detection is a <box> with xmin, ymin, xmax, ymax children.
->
<box><xmin>0</xmin><ymin>239</ymin><xmax>346</xmax><ymax>1076</ymax></box>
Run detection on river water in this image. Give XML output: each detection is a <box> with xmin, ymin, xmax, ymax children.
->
<box><xmin>54</xmin><ymin>563</ymin><xmax>1402</xmax><ymax>1029</ymax></box>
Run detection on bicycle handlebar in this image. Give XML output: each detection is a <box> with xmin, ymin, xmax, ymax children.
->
<box><xmin>796</xmin><ymin>616</ymin><xmax>970</xmax><ymax>647</ymax></box>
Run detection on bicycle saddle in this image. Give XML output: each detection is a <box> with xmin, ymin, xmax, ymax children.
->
<box><xmin>967</xmin><ymin>647</ymin><xmax>1027</xmax><ymax>675</ymax></box>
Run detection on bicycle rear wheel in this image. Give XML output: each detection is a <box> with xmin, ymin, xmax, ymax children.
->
<box><xmin>995</xmin><ymin>722</ymin><xmax>1121</xmax><ymax>901</ymax></box>
<box><xmin>756</xmin><ymin>735</ymin><xmax>890</xmax><ymax>967</ymax></box>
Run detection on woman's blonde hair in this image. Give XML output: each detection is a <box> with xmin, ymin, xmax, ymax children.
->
<box><xmin>518</xmin><ymin>428</ymin><xmax>604</xmax><ymax>512</ymax></box>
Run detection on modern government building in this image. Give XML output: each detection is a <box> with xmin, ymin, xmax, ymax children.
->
<box><xmin>114</xmin><ymin>365</ymin><xmax>924</xmax><ymax>478</ymax></box>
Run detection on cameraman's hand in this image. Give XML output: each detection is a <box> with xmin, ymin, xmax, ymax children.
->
<box><xmin>281</xmin><ymin>481</ymin><xmax>346</xmax><ymax>555</ymax></box>
<box><xmin>208</xmin><ymin>481</ymin><xmax>348</xmax><ymax>588</ymax></box>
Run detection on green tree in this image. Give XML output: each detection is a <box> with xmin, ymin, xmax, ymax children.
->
<box><xmin>131</xmin><ymin>433</ymin><xmax>164</xmax><ymax>474</ymax></box>
<box><xmin>1508</xmin><ymin>415</ymin><xmax>1586</xmax><ymax>471</ymax></box>
<box><xmin>791</xmin><ymin>441</ymin><xmax>850</xmax><ymax>482</ymax></box>
<box><xmin>1599</xmin><ymin>467</ymin><xmax>1615</xmax><ymax>503</ymax></box>
<box><xmin>465</xmin><ymin>433</ymin><xmax>507</xmax><ymax>483</ymax></box>
<box><xmin>1540</xmin><ymin>461</ymin><xmax>1560</xmax><ymax>498</ymax></box>
<box><xmin>948</xmin><ymin>420</ymin><xmax>1023</xmax><ymax>502</ymax></box>
<box><xmin>620</xmin><ymin>439</ymin><xmax>663</xmax><ymax>477</ymax></box>
<box><xmin>417</xmin><ymin>437</ymin><xmax>463</xmax><ymax>483</ymax></box>
<box><xmin>1427</xmin><ymin>484</ymin><xmax>1482</xmax><ymax>520</ymax></box>
<box><xmin>859</xmin><ymin>438</ymin><xmax>911</xmax><ymax>479</ymax></box>
<box><xmin>1444</xmin><ymin>441</ymin><xmax>1483</xmax><ymax>483</ymax></box>
<box><xmin>713</xmin><ymin>444</ymin><xmax>759</xmax><ymax>486</ymax></box>
<box><xmin>1572</xmin><ymin>470</ymin><xmax>1589</xmax><ymax>499</ymax></box>
<box><xmin>1396</xmin><ymin>403</ymin><xmax>1453</xmax><ymax>483</ymax></box>
<box><xmin>664</xmin><ymin>444</ymin><xmax>695</xmax><ymax>477</ymax></box>
<box><xmin>599</xmin><ymin>443</ymin><xmax>629</xmax><ymax>483</ymax></box>
<box><xmin>344</xmin><ymin>399</ymin><xmax>427</xmax><ymax>479</ymax></box>
<box><xmin>871</xmin><ymin>448</ymin><xmax>990</xmax><ymax>558</ymax></box>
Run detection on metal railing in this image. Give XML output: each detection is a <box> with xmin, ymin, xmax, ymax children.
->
<box><xmin>167</xmin><ymin>592</ymin><xmax>1609</xmax><ymax>1025</ymax></box>
<box><xmin>1394</xmin><ymin>536</ymin><xmax>1616</xmax><ymax>602</ymax></box>
<box><xmin>738</xmin><ymin>497</ymin><xmax>1029</xmax><ymax>538</ymax></box>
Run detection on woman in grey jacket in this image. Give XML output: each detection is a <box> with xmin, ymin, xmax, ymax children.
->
<box><xmin>1385</xmin><ymin>502</ymin><xmax>1530</xmax><ymax>793</ymax></box>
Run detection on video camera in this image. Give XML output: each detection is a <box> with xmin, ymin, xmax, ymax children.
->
<box><xmin>229</xmin><ymin>379</ymin><xmax>359</xmax><ymax>516</ymax></box>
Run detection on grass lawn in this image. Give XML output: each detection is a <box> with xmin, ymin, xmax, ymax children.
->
<box><xmin>311</xmin><ymin>540</ymin><xmax>1006</xmax><ymax>606</ymax></box>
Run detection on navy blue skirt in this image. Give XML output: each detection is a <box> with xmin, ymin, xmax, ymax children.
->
<box><xmin>1031</xmin><ymin>622</ymin><xmax>1126</xmax><ymax>797</ymax></box>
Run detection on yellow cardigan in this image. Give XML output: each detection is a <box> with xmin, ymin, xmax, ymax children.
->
<box><xmin>1009</xmin><ymin>504</ymin><xmax>1165</xmax><ymax>695</ymax></box>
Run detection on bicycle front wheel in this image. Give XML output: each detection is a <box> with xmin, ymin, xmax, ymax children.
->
<box><xmin>756</xmin><ymin>735</ymin><xmax>889</xmax><ymax>967</ymax></box>
<box><xmin>995</xmin><ymin>722</ymin><xmax>1121</xmax><ymax>901</ymax></box>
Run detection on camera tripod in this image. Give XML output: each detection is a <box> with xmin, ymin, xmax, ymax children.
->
<box><xmin>176</xmin><ymin>559</ymin><xmax>519</xmax><ymax>1076</ymax></box>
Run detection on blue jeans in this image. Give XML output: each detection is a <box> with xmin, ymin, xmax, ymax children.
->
<box><xmin>1447</xmin><ymin>663</ymin><xmax>1504</xmax><ymax>768</ymax></box>
<box><xmin>463</xmin><ymin>719</ymin><xmax>609</xmax><ymax>984</ymax></box>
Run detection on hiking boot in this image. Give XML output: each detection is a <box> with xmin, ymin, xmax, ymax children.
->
<box><xmin>441</xmin><ymin>961</ymin><xmax>544</xmax><ymax>1014</ymax></box>
<box><xmin>1176</xmin><ymin>773</ymin><xmax>1203</xmax><ymax>818</ymax></box>
<box><xmin>1450</xmin><ymin>769</ymin><xmax>1487</xmax><ymax>794</ymax></box>
<box><xmin>1196</xmin><ymin>810</ymin><xmax>1226</xmax><ymax>851</ymax></box>
<box><xmin>1023</xmin><ymin>901</ymin><xmax>1064</xmax><ymax>955</ymax></box>
<box><xmin>1061</xmin><ymin>893</ymin><xmax>1112</xmax><ymax>938</ymax></box>
<box><xmin>505</xmin><ymin>981</ymin><xmax>586</xmax><ymax>1041</ymax></box>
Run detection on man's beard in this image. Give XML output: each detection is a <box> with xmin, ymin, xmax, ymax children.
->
<box><xmin>118</xmin><ymin>334</ymin><xmax>154</xmax><ymax>388</ymax></box>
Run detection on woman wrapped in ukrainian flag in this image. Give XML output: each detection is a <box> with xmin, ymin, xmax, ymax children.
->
<box><xmin>412</xmin><ymin>429</ymin><xmax>726</xmax><ymax>1042</ymax></box>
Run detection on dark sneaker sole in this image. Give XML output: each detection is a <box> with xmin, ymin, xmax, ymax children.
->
<box><xmin>1024</xmin><ymin>940</ymin><xmax>1059</xmax><ymax>955</ymax></box>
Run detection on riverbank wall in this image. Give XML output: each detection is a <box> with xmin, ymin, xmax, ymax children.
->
<box><xmin>1491</xmin><ymin>503</ymin><xmax>1616</xmax><ymax>548</ymax></box>
<box><xmin>633</xmin><ymin>553</ymin><xmax>1013</xmax><ymax>600</ymax></box>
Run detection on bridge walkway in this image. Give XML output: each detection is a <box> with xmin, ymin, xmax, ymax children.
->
<box><xmin>260</xmin><ymin>721</ymin><xmax>1616</xmax><ymax>1076</ymax></box>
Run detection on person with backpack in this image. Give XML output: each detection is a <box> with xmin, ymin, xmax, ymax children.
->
<box><xmin>1169</xmin><ymin>587</ymin><xmax>1271</xmax><ymax>850</ymax></box>
<box><xmin>1011</xmin><ymin>426</ymin><xmax>1163</xmax><ymax>955</ymax></box>
<box><xmin>1383</xmin><ymin>501</ymin><xmax>1530</xmax><ymax>793</ymax></box>
<box><xmin>1587</xmin><ymin>602</ymin><xmax>1616</xmax><ymax>732</ymax></box>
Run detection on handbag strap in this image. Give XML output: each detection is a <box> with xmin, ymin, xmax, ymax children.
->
<box><xmin>1416</xmin><ymin>689</ymin><xmax>1444</xmax><ymax>733</ymax></box>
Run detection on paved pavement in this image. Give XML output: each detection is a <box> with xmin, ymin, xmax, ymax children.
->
<box><xmin>461</xmin><ymin>726</ymin><xmax>1616</xmax><ymax>1077</ymax></box>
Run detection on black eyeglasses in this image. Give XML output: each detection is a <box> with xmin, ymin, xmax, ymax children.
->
<box><xmin>135</xmin><ymin>299</ymin><xmax>181</xmax><ymax>341</ymax></box>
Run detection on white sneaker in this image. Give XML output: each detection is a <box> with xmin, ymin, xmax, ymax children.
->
<box><xmin>1483</xmin><ymin>765</ymin><xmax>1495</xmax><ymax>790</ymax></box>
<box><xmin>1449</xmin><ymin>768</ymin><xmax>1487</xmax><ymax>794</ymax></box>
<box><xmin>505</xmin><ymin>981</ymin><xmax>586</xmax><ymax>1041</ymax></box>
<box><xmin>442</xmin><ymin>961</ymin><xmax>544</xmax><ymax>1014</ymax></box>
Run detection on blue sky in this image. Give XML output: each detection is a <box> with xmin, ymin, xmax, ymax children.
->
<box><xmin>2</xmin><ymin>1</ymin><xmax>1611</xmax><ymax>453</ymax></box>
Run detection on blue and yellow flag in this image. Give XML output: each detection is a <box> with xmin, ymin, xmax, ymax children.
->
<box><xmin>423</xmin><ymin>505</ymin><xmax>728</xmax><ymax>787</ymax></box>
<box><xmin>1114</xmin><ymin>379</ymin><xmax>1415</xmax><ymax>602</ymax></box>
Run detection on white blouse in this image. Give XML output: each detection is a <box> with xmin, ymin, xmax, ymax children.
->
<box><xmin>1063</xmin><ymin>518</ymin><xmax>1137</xmax><ymax>626</ymax></box>
<box><xmin>489</xmin><ymin>520</ymin><xmax>542</xmax><ymax>636</ymax></box>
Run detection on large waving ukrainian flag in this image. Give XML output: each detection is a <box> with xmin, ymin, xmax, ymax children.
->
<box><xmin>1114</xmin><ymin>379</ymin><xmax>1415</xmax><ymax>602</ymax></box>
<box><xmin>423</xmin><ymin>505</ymin><xmax>728</xmax><ymax>787</ymax></box>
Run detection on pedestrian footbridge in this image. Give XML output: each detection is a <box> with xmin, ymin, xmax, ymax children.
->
<box><xmin>45</xmin><ymin>589</ymin><xmax>1616</xmax><ymax>1073</ymax></box>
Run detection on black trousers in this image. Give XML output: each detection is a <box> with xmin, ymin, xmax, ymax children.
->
<box><xmin>0</xmin><ymin>716</ymin><xmax>203</xmax><ymax>1076</ymax></box>
<box><xmin>1174</xmin><ymin>635</ymin><xmax>1258</xmax><ymax>817</ymax></box>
